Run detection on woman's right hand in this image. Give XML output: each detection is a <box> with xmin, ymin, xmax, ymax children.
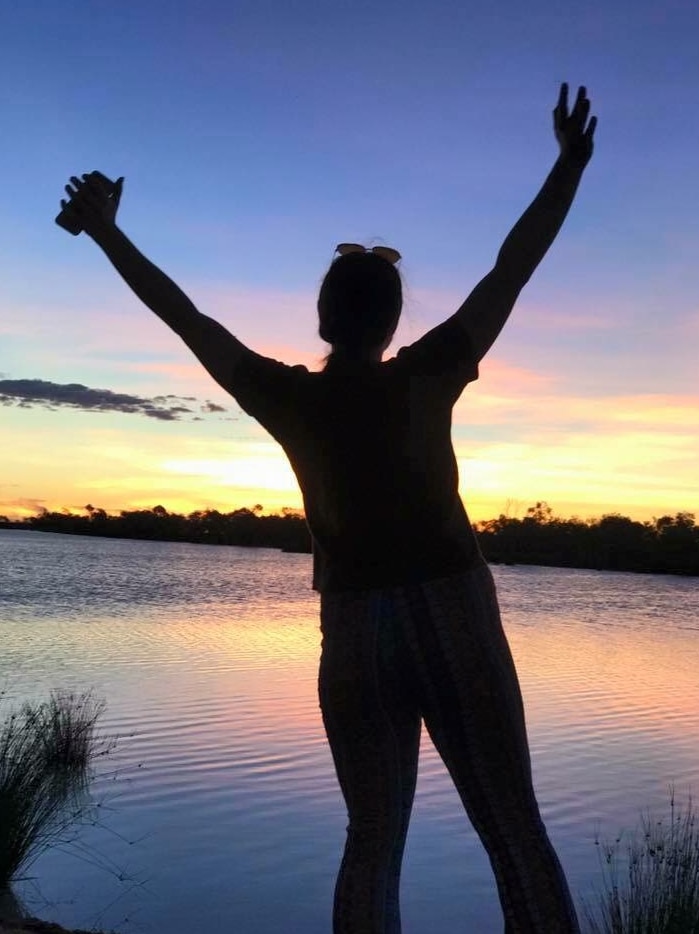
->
<box><xmin>60</xmin><ymin>172</ymin><xmax>124</xmax><ymax>237</ymax></box>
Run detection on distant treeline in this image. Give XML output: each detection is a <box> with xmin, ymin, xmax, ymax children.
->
<box><xmin>0</xmin><ymin>504</ymin><xmax>312</xmax><ymax>554</ymax></box>
<box><xmin>1</xmin><ymin>501</ymin><xmax>698</xmax><ymax>576</ymax></box>
<box><xmin>475</xmin><ymin>502</ymin><xmax>699</xmax><ymax>576</ymax></box>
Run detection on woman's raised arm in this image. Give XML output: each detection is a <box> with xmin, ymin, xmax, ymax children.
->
<box><xmin>453</xmin><ymin>83</ymin><xmax>597</xmax><ymax>362</ymax></box>
<box><xmin>59</xmin><ymin>172</ymin><xmax>248</xmax><ymax>395</ymax></box>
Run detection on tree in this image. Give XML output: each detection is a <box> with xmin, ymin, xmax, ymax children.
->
<box><xmin>525</xmin><ymin>501</ymin><xmax>554</xmax><ymax>524</ymax></box>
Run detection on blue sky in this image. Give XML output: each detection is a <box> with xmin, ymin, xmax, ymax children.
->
<box><xmin>2</xmin><ymin>0</ymin><xmax>698</xmax><ymax>521</ymax></box>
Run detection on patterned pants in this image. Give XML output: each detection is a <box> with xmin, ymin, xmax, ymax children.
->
<box><xmin>318</xmin><ymin>563</ymin><xmax>579</xmax><ymax>934</ymax></box>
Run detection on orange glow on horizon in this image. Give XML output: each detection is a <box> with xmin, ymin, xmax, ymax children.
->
<box><xmin>2</xmin><ymin>380</ymin><xmax>697</xmax><ymax>524</ymax></box>
<box><xmin>3</xmin><ymin>485</ymin><xmax>694</xmax><ymax>526</ymax></box>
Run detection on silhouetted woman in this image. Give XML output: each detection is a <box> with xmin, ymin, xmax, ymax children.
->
<box><xmin>60</xmin><ymin>83</ymin><xmax>596</xmax><ymax>933</ymax></box>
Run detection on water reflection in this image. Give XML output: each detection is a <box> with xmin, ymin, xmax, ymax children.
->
<box><xmin>1</xmin><ymin>532</ymin><xmax>698</xmax><ymax>933</ymax></box>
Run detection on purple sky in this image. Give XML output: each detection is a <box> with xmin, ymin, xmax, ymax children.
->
<box><xmin>2</xmin><ymin>0</ymin><xmax>698</xmax><ymax>521</ymax></box>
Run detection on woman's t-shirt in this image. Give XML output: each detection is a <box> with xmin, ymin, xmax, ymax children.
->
<box><xmin>228</xmin><ymin>315</ymin><xmax>482</xmax><ymax>591</ymax></box>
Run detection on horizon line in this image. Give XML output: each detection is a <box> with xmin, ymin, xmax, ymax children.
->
<box><xmin>2</xmin><ymin>500</ymin><xmax>696</xmax><ymax>526</ymax></box>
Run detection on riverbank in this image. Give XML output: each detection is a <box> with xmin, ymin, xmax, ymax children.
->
<box><xmin>0</xmin><ymin>920</ymin><xmax>107</xmax><ymax>934</ymax></box>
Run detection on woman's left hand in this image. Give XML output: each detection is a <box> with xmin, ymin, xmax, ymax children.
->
<box><xmin>553</xmin><ymin>83</ymin><xmax>596</xmax><ymax>168</ymax></box>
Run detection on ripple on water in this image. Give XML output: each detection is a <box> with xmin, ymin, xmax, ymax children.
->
<box><xmin>2</xmin><ymin>532</ymin><xmax>699</xmax><ymax>934</ymax></box>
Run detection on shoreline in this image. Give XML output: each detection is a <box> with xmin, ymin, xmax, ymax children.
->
<box><xmin>2</xmin><ymin>524</ymin><xmax>697</xmax><ymax>579</ymax></box>
<box><xmin>0</xmin><ymin>921</ymin><xmax>108</xmax><ymax>934</ymax></box>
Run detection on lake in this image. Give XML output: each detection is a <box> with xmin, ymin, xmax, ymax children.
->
<box><xmin>1</xmin><ymin>529</ymin><xmax>698</xmax><ymax>933</ymax></box>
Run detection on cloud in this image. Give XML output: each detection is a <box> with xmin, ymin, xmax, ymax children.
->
<box><xmin>0</xmin><ymin>497</ymin><xmax>47</xmax><ymax>515</ymax></box>
<box><xmin>0</xmin><ymin>379</ymin><xmax>232</xmax><ymax>422</ymax></box>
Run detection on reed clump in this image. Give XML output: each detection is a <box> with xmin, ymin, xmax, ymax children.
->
<box><xmin>0</xmin><ymin>691</ymin><xmax>111</xmax><ymax>887</ymax></box>
<box><xmin>585</xmin><ymin>793</ymin><xmax>699</xmax><ymax>934</ymax></box>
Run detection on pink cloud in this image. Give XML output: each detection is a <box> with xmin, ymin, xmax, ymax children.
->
<box><xmin>402</xmin><ymin>287</ymin><xmax>619</xmax><ymax>333</ymax></box>
<box><xmin>475</xmin><ymin>358</ymin><xmax>556</xmax><ymax>392</ymax></box>
<box><xmin>455</xmin><ymin>363</ymin><xmax>699</xmax><ymax>438</ymax></box>
<box><xmin>7</xmin><ymin>272</ymin><xmax>698</xmax><ymax>426</ymax></box>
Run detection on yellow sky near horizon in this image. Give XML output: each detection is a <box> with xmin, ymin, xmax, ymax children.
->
<box><xmin>3</xmin><ymin>291</ymin><xmax>698</xmax><ymax>527</ymax></box>
<box><xmin>3</xmin><ymin>393</ymin><xmax>697</xmax><ymax>524</ymax></box>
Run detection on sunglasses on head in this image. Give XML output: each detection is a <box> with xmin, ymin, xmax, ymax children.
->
<box><xmin>335</xmin><ymin>243</ymin><xmax>402</xmax><ymax>265</ymax></box>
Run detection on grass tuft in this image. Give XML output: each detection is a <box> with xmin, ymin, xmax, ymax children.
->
<box><xmin>0</xmin><ymin>691</ymin><xmax>112</xmax><ymax>887</ymax></box>
<box><xmin>584</xmin><ymin>792</ymin><xmax>699</xmax><ymax>934</ymax></box>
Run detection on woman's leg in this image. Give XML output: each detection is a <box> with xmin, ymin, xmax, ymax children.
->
<box><xmin>398</xmin><ymin>566</ymin><xmax>580</xmax><ymax>934</ymax></box>
<box><xmin>319</xmin><ymin>590</ymin><xmax>422</xmax><ymax>934</ymax></box>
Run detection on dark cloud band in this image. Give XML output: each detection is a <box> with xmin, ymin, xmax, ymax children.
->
<box><xmin>0</xmin><ymin>379</ymin><xmax>229</xmax><ymax>422</ymax></box>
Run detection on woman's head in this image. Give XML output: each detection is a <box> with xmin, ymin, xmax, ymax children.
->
<box><xmin>318</xmin><ymin>250</ymin><xmax>402</xmax><ymax>358</ymax></box>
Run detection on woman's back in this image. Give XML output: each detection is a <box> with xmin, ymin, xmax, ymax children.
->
<box><xmin>229</xmin><ymin>316</ymin><xmax>483</xmax><ymax>590</ymax></box>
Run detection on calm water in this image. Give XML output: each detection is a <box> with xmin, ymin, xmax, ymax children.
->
<box><xmin>1</xmin><ymin>529</ymin><xmax>698</xmax><ymax>933</ymax></box>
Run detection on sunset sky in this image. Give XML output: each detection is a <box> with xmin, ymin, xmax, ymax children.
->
<box><xmin>2</xmin><ymin>0</ymin><xmax>698</xmax><ymax>523</ymax></box>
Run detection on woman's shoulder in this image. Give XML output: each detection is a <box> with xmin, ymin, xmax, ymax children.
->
<box><xmin>391</xmin><ymin>316</ymin><xmax>479</xmax><ymax>391</ymax></box>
